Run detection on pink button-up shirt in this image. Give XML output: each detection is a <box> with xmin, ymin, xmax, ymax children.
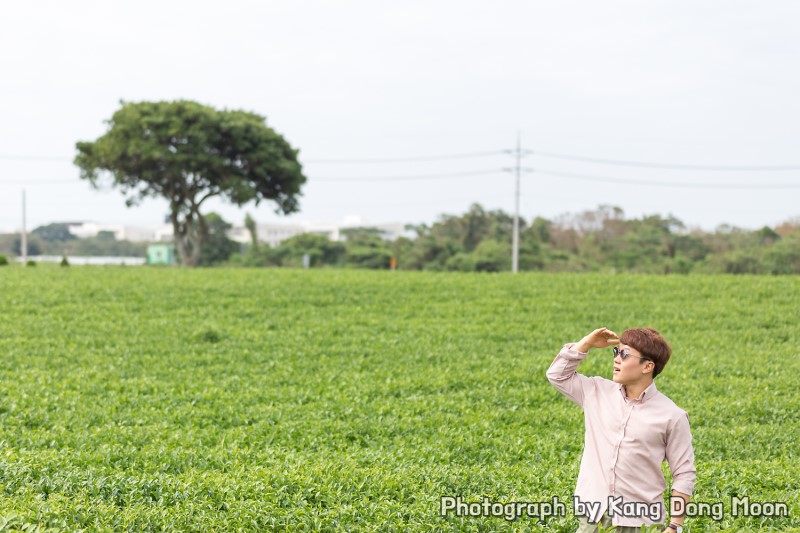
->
<box><xmin>547</xmin><ymin>343</ymin><xmax>696</xmax><ymax>527</ymax></box>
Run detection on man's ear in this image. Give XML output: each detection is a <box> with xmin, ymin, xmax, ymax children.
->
<box><xmin>642</xmin><ymin>361</ymin><xmax>654</xmax><ymax>375</ymax></box>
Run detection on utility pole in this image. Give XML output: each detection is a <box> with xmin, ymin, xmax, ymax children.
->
<box><xmin>21</xmin><ymin>189</ymin><xmax>28</xmax><ymax>265</ymax></box>
<box><xmin>504</xmin><ymin>133</ymin><xmax>531</xmax><ymax>273</ymax></box>
<box><xmin>512</xmin><ymin>132</ymin><xmax>521</xmax><ymax>273</ymax></box>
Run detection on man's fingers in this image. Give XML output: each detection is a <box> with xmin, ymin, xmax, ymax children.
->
<box><xmin>589</xmin><ymin>327</ymin><xmax>619</xmax><ymax>346</ymax></box>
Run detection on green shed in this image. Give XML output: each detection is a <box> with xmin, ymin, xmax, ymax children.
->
<box><xmin>147</xmin><ymin>243</ymin><xmax>176</xmax><ymax>265</ymax></box>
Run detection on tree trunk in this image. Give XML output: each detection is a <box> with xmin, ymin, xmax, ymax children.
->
<box><xmin>171</xmin><ymin>204</ymin><xmax>208</xmax><ymax>267</ymax></box>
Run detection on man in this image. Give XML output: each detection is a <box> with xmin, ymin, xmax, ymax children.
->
<box><xmin>547</xmin><ymin>327</ymin><xmax>695</xmax><ymax>533</ymax></box>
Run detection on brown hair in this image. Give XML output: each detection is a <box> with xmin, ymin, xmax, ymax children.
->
<box><xmin>620</xmin><ymin>328</ymin><xmax>671</xmax><ymax>378</ymax></box>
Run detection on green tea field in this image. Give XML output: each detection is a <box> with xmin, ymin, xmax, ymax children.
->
<box><xmin>0</xmin><ymin>269</ymin><xmax>798</xmax><ymax>532</ymax></box>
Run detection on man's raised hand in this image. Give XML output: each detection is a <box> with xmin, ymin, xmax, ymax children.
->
<box><xmin>574</xmin><ymin>327</ymin><xmax>620</xmax><ymax>353</ymax></box>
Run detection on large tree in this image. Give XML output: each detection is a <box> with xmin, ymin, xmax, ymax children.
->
<box><xmin>32</xmin><ymin>223</ymin><xmax>77</xmax><ymax>242</ymax></box>
<box><xmin>75</xmin><ymin>100</ymin><xmax>306</xmax><ymax>266</ymax></box>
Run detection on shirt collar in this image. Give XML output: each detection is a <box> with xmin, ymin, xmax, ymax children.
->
<box><xmin>618</xmin><ymin>380</ymin><xmax>658</xmax><ymax>403</ymax></box>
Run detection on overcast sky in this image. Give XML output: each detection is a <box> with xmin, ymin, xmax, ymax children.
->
<box><xmin>1</xmin><ymin>1</ymin><xmax>799</xmax><ymax>233</ymax></box>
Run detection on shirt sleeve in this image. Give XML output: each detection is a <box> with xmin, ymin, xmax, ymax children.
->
<box><xmin>546</xmin><ymin>343</ymin><xmax>593</xmax><ymax>407</ymax></box>
<box><xmin>665</xmin><ymin>411</ymin><xmax>697</xmax><ymax>496</ymax></box>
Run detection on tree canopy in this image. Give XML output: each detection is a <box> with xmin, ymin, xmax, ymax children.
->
<box><xmin>32</xmin><ymin>223</ymin><xmax>76</xmax><ymax>242</ymax></box>
<box><xmin>75</xmin><ymin>100</ymin><xmax>306</xmax><ymax>266</ymax></box>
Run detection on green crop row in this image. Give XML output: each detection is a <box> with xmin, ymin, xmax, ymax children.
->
<box><xmin>0</xmin><ymin>269</ymin><xmax>797</xmax><ymax>531</ymax></box>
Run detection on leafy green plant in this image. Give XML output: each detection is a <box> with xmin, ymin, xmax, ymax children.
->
<box><xmin>0</xmin><ymin>270</ymin><xmax>797</xmax><ymax>531</ymax></box>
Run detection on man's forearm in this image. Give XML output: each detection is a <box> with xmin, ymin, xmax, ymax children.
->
<box><xmin>668</xmin><ymin>489</ymin><xmax>691</xmax><ymax>527</ymax></box>
<box><xmin>571</xmin><ymin>339</ymin><xmax>593</xmax><ymax>353</ymax></box>
<box><xmin>546</xmin><ymin>344</ymin><xmax>591</xmax><ymax>407</ymax></box>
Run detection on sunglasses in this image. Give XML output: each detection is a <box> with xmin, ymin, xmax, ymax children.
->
<box><xmin>613</xmin><ymin>346</ymin><xmax>651</xmax><ymax>362</ymax></box>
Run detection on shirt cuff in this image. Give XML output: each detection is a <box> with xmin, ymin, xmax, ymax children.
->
<box><xmin>671</xmin><ymin>480</ymin><xmax>695</xmax><ymax>497</ymax></box>
<box><xmin>559</xmin><ymin>343</ymin><xmax>588</xmax><ymax>361</ymax></box>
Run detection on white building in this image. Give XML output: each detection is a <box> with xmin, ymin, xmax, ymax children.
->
<box><xmin>63</xmin><ymin>216</ymin><xmax>409</xmax><ymax>248</ymax></box>
<box><xmin>227</xmin><ymin>223</ymin><xmax>307</xmax><ymax>248</ymax></box>
<box><xmin>66</xmin><ymin>222</ymin><xmax>157</xmax><ymax>242</ymax></box>
<box><xmin>154</xmin><ymin>225</ymin><xmax>176</xmax><ymax>242</ymax></box>
<box><xmin>156</xmin><ymin>216</ymin><xmax>408</xmax><ymax>247</ymax></box>
<box><xmin>253</xmin><ymin>217</ymin><xmax>408</xmax><ymax>247</ymax></box>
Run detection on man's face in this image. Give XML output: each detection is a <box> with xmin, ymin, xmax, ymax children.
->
<box><xmin>612</xmin><ymin>343</ymin><xmax>651</xmax><ymax>384</ymax></box>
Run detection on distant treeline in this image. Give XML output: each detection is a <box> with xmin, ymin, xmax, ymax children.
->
<box><xmin>0</xmin><ymin>227</ymin><xmax>147</xmax><ymax>258</ymax></box>
<box><xmin>234</xmin><ymin>204</ymin><xmax>800</xmax><ymax>274</ymax></box>
<box><xmin>2</xmin><ymin>204</ymin><xmax>799</xmax><ymax>274</ymax></box>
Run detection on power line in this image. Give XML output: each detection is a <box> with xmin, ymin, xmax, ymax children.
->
<box><xmin>0</xmin><ymin>151</ymin><xmax>507</xmax><ymax>164</ymax></box>
<box><xmin>0</xmin><ymin>155</ymin><xmax>71</xmax><ymax>162</ymax></box>
<box><xmin>0</xmin><ymin>170</ymin><xmax>499</xmax><ymax>186</ymax></box>
<box><xmin>299</xmin><ymin>194</ymin><xmax>517</xmax><ymax>211</ymax></box>
<box><xmin>311</xmin><ymin>169</ymin><xmax>500</xmax><ymax>182</ymax></box>
<box><xmin>5</xmin><ymin>147</ymin><xmax>800</xmax><ymax>171</ymax></box>
<box><xmin>532</xmin><ymin>150</ymin><xmax>800</xmax><ymax>171</ymax></box>
<box><xmin>2</xmin><ymin>167</ymin><xmax>797</xmax><ymax>189</ymax></box>
<box><xmin>0</xmin><ymin>180</ymin><xmax>80</xmax><ymax>185</ymax></box>
<box><xmin>304</xmin><ymin>150</ymin><xmax>506</xmax><ymax>164</ymax></box>
<box><xmin>533</xmin><ymin>168</ymin><xmax>800</xmax><ymax>189</ymax></box>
